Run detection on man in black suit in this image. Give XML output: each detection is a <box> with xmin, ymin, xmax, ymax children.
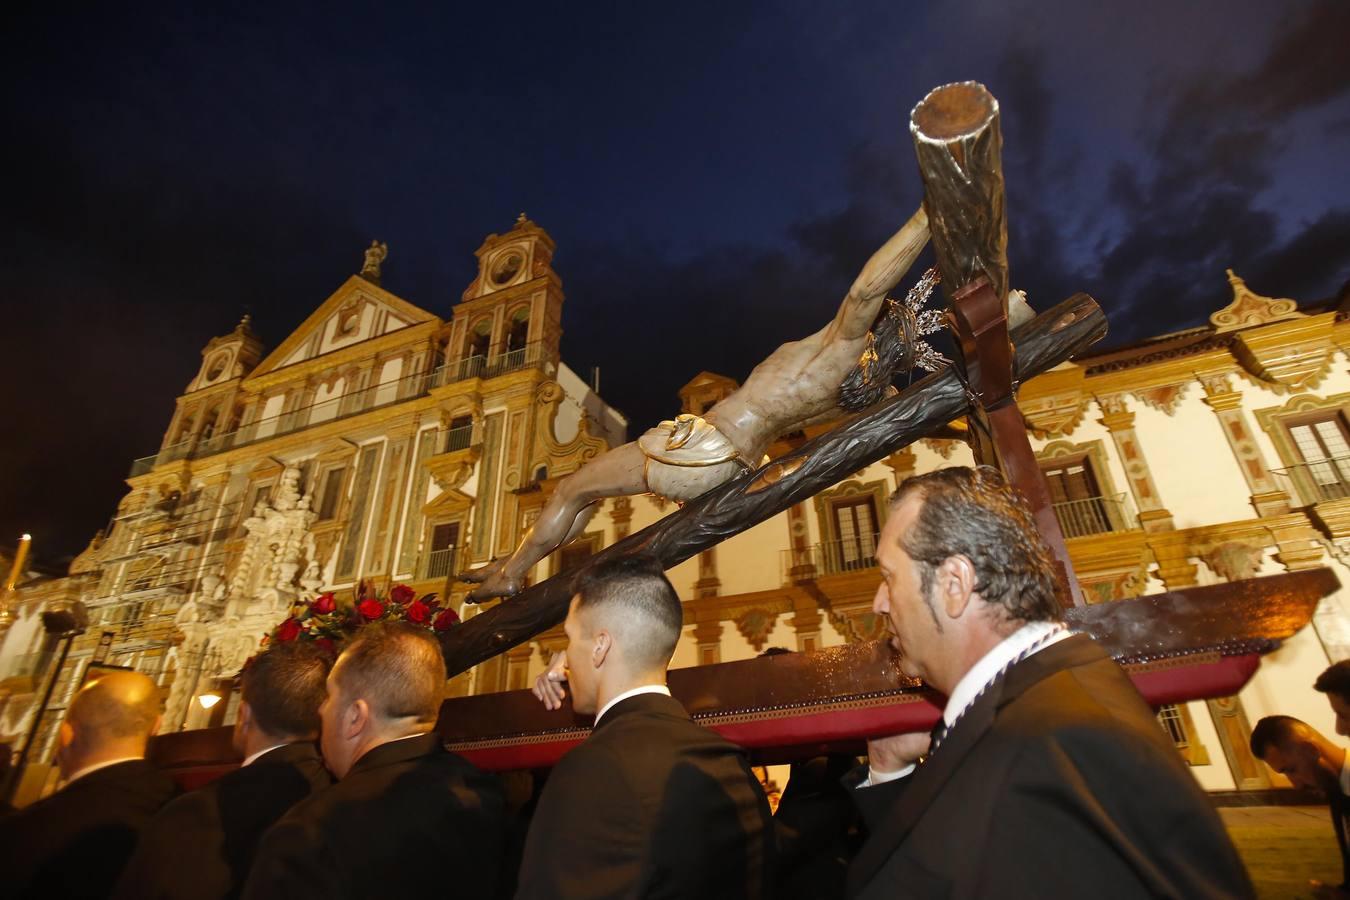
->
<box><xmin>114</xmin><ymin>642</ymin><xmax>334</xmax><ymax>900</ymax></box>
<box><xmin>1252</xmin><ymin>715</ymin><xmax>1350</xmax><ymax>897</ymax></box>
<box><xmin>850</xmin><ymin>466</ymin><xmax>1252</xmax><ymax>899</ymax></box>
<box><xmin>518</xmin><ymin>555</ymin><xmax>775</xmax><ymax>900</ymax></box>
<box><xmin>241</xmin><ymin>623</ymin><xmax>505</xmax><ymax>900</ymax></box>
<box><xmin>0</xmin><ymin>669</ymin><xmax>178</xmax><ymax>899</ymax></box>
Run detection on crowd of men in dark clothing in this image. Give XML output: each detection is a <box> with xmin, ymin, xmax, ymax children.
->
<box><xmin>0</xmin><ymin>467</ymin><xmax>1276</xmax><ymax>899</ymax></box>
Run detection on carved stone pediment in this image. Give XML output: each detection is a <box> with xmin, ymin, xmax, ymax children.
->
<box><xmin>733</xmin><ymin>608</ymin><xmax>778</xmax><ymax>652</ymax></box>
<box><xmin>1018</xmin><ymin>362</ymin><xmax>1088</xmax><ymax>436</ymax></box>
<box><xmin>1132</xmin><ymin>383</ymin><xmax>1189</xmax><ymax>416</ymax></box>
<box><xmin>1199</xmin><ymin>540</ymin><xmax>1264</xmax><ymax>583</ymax></box>
<box><xmin>425</xmin><ymin>444</ymin><xmax>482</xmax><ymax>493</ymax></box>
<box><xmin>1231</xmin><ymin>312</ymin><xmax>1335</xmax><ymax>394</ymax></box>
<box><xmin>1210</xmin><ymin>270</ymin><xmax>1303</xmax><ymax>333</ymax></box>
<box><xmin>423</xmin><ymin>487</ymin><xmax>474</xmax><ymax>516</ymax></box>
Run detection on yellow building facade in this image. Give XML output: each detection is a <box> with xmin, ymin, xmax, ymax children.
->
<box><xmin>3</xmin><ymin>220</ymin><xmax>1348</xmax><ymax>800</ymax></box>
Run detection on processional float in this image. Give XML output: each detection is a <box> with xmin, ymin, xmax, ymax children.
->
<box><xmin>150</xmin><ymin>83</ymin><xmax>1336</xmax><ymax>782</ymax></box>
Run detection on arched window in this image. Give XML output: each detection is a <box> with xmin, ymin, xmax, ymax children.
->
<box><xmin>506</xmin><ymin>306</ymin><xmax>531</xmax><ymax>353</ymax></box>
<box><xmin>199</xmin><ymin>407</ymin><xmax>221</xmax><ymax>442</ymax></box>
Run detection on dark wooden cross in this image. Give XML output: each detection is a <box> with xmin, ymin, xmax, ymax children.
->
<box><xmin>146</xmin><ymin>84</ymin><xmax>1335</xmax><ymax>779</ymax></box>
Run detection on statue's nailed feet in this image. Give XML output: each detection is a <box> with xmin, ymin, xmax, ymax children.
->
<box><xmin>459</xmin><ymin>559</ymin><xmax>524</xmax><ymax>603</ymax></box>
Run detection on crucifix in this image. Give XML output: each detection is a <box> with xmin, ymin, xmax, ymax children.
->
<box><xmin>147</xmin><ymin>83</ymin><xmax>1335</xmax><ymax>778</ymax></box>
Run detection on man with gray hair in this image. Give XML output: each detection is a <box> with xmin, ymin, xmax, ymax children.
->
<box><xmin>850</xmin><ymin>466</ymin><xmax>1252</xmax><ymax>898</ymax></box>
<box><xmin>242</xmin><ymin>623</ymin><xmax>505</xmax><ymax>899</ymax></box>
<box><xmin>518</xmin><ymin>555</ymin><xmax>774</xmax><ymax>899</ymax></box>
<box><xmin>114</xmin><ymin>642</ymin><xmax>334</xmax><ymax>899</ymax></box>
<box><xmin>0</xmin><ymin>669</ymin><xmax>178</xmax><ymax>899</ymax></box>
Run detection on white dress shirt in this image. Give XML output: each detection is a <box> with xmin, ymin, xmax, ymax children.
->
<box><xmin>241</xmin><ymin>742</ymin><xmax>290</xmax><ymax>767</ymax></box>
<box><xmin>866</xmin><ymin>622</ymin><xmax>1074</xmax><ymax>786</ymax></box>
<box><xmin>595</xmin><ymin>684</ymin><xmax>671</xmax><ymax>725</ymax></box>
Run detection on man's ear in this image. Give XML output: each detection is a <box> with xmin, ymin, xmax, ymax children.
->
<box><xmin>237</xmin><ymin>700</ymin><xmax>253</xmax><ymax>732</ymax></box>
<box><xmin>593</xmin><ymin>629</ymin><xmax>613</xmax><ymax>669</ymax></box>
<box><xmin>345</xmin><ymin>698</ymin><xmax>371</xmax><ymax>740</ymax></box>
<box><xmin>937</xmin><ymin>555</ymin><xmax>978</xmax><ymax>620</ymax></box>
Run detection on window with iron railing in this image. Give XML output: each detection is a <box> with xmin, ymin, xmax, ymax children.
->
<box><xmin>1276</xmin><ymin>412</ymin><xmax>1350</xmax><ymax>504</ymax></box>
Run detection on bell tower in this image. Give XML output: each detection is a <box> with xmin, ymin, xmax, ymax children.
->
<box><xmin>448</xmin><ymin>214</ymin><xmax>563</xmax><ymax>375</ymax></box>
<box><xmin>163</xmin><ymin>315</ymin><xmax>264</xmax><ymax>451</ymax></box>
<box><xmin>186</xmin><ymin>314</ymin><xmax>264</xmax><ymax>394</ymax></box>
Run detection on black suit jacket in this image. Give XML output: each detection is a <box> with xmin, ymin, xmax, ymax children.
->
<box><xmin>515</xmin><ymin>692</ymin><xmax>775</xmax><ymax>900</ymax></box>
<box><xmin>846</xmin><ymin>634</ymin><xmax>1254</xmax><ymax>899</ymax></box>
<box><xmin>112</xmin><ymin>741</ymin><xmax>332</xmax><ymax>900</ymax></box>
<box><xmin>1327</xmin><ymin>782</ymin><xmax>1350</xmax><ymax>888</ymax></box>
<box><xmin>0</xmin><ymin>758</ymin><xmax>178</xmax><ymax>900</ymax></box>
<box><xmin>240</xmin><ymin>733</ymin><xmax>505</xmax><ymax>900</ymax></box>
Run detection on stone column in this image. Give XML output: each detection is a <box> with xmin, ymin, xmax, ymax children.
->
<box><xmin>883</xmin><ymin>448</ymin><xmax>918</xmax><ymax>489</ymax></box>
<box><xmin>1097</xmin><ymin>393</ymin><xmax>1174</xmax><ymax>533</ymax></box>
<box><xmin>1197</xmin><ymin>373</ymin><xmax>1291</xmax><ymax>517</ymax></box>
<box><xmin>694</xmin><ymin>549</ymin><xmax>720</xmax><ymax>599</ymax></box>
<box><xmin>504</xmin><ymin>642</ymin><xmax>534</xmax><ymax>692</ymax></box>
<box><xmin>608</xmin><ymin>497</ymin><xmax>633</xmax><ymax>540</ymax></box>
<box><xmin>693</xmin><ymin>617</ymin><xmax>723</xmax><ymax>666</ymax></box>
<box><xmin>790</xmin><ymin>592</ymin><xmax>823</xmax><ymax>652</ymax></box>
<box><xmin>785</xmin><ymin>503</ymin><xmax>816</xmax><ymax>583</ymax></box>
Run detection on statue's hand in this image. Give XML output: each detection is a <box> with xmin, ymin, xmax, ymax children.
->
<box><xmin>532</xmin><ymin>651</ymin><xmax>568</xmax><ymax>710</ymax></box>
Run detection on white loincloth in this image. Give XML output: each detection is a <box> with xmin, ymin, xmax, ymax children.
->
<box><xmin>637</xmin><ymin>414</ymin><xmax>760</xmax><ymax>502</ymax></box>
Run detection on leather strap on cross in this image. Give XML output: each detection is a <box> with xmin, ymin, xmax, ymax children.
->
<box><xmin>948</xmin><ymin>276</ymin><xmax>1086</xmax><ymax>609</ymax></box>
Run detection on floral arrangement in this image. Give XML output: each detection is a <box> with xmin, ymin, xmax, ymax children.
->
<box><xmin>266</xmin><ymin>581</ymin><xmax>460</xmax><ymax>654</ymax></box>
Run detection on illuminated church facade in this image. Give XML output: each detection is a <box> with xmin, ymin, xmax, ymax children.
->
<box><xmin>2</xmin><ymin>216</ymin><xmax>1349</xmax><ymax>798</ymax></box>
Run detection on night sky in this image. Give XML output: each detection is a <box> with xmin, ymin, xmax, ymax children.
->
<box><xmin>4</xmin><ymin>1</ymin><xmax>1348</xmax><ymax>565</ymax></box>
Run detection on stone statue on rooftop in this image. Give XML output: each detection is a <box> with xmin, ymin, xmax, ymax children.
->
<box><xmin>361</xmin><ymin>240</ymin><xmax>389</xmax><ymax>283</ymax></box>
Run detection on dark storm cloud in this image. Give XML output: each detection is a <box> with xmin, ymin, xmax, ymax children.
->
<box><xmin>1090</xmin><ymin>0</ymin><xmax>1350</xmax><ymax>342</ymax></box>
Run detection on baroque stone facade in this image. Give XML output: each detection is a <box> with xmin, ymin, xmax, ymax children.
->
<box><xmin>4</xmin><ymin>244</ymin><xmax>1350</xmax><ymax>800</ymax></box>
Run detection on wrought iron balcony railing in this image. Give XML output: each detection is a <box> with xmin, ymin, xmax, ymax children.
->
<box><xmin>1050</xmin><ymin>493</ymin><xmax>1136</xmax><ymax>538</ymax></box>
<box><xmin>422</xmin><ymin>546</ymin><xmax>462</xmax><ymax>581</ymax></box>
<box><xmin>1272</xmin><ymin>456</ymin><xmax>1350</xmax><ymax>506</ymax></box>
<box><xmin>130</xmin><ymin>342</ymin><xmax>555</xmax><ymax>477</ymax></box>
<box><xmin>780</xmin><ymin>533</ymin><xmax>881</xmax><ymax>583</ymax></box>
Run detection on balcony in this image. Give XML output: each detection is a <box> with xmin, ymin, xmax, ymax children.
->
<box><xmin>780</xmin><ymin>533</ymin><xmax>881</xmax><ymax>583</ymax></box>
<box><xmin>1272</xmin><ymin>456</ymin><xmax>1350</xmax><ymax>506</ymax></box>
<box><xmin>421</xmin><ymin>546</ymin><xmax>463</xmax><ymax>580</ymax></box>
<box><xmin>442</xmin><ymin>423</ymin><xmax>474</xmax><ymax>453</ymax></box>
<box><xmin>130</xmin><ymin>342</ymin><xmax>551</xmax><ymax>477</ymax></box>
<box><xmin>1051</xmin><ymin>493</ymin><xmax>1136</xmax><ymax>538</ymax></box>
<box><xmin>429</xmin><ymin>341</ymin><xmax>546</xmax><ymax>388</ymax></box>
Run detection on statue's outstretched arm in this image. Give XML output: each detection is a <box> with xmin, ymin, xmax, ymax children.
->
<box><xmin>826</xmin><ymin>206</ymin><xmax>930</xmax><ymax>342</ymax></box>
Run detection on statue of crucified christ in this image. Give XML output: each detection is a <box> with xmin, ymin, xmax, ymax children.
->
<box><xmin>462</xmin><ymin>206</ymin><xmax>932</xmax><ymax>601</ymax></box>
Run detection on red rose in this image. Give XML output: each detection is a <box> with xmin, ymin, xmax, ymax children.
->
<box><xmin>389</xmin><ymin>584</ymin><xmax>416</xmax><ymax>605</ymax></box>
<box><xmin>276</xmin><ymin>617</ymin><xmax>301</xmax><ymax>642</ymax></box>
<box><xmin>311</xmin><ymin>592</ymin><xmax>336</xmax><ymax>614</ymax></box>
<box><xmin>358</xmin><ymin>598</ymin><xmax>385</xmax><ymax>621</ymax></box>
<box><xmin>433</xmin><ymin>608</ymin><xmax>460</xmax><ymax>632</ymax></box>
<box><xmin>405</xmin><ymin>600</ymin><xmax>431</xmax><ymax>623</ymax></box>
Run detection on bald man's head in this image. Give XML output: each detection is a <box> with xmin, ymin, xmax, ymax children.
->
<box><xmin>59</xmin><ymin>670</ymin><xmax>162</xmax><ymax>777</ymax></box>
